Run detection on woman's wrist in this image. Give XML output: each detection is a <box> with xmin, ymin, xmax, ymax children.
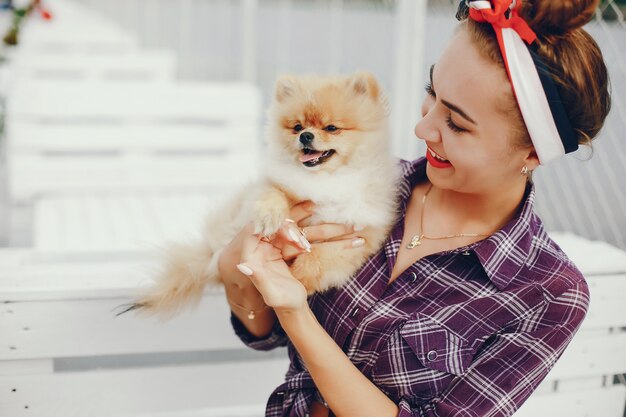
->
<box><xmin>274</xmin><ymin>303</ymin><xmax>314</xmax><ymax>331</ymax></box>
<box><xmin>225</xmin><ymin>282</ymin><xmax>277</xmax><ymax>337</ymax></box>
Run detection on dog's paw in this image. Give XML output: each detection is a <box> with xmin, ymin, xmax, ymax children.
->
<box><xmin>253</xmin><ymin>208</ymin><xmax>285</xmax><ymax>237</ymax></box>
<box><xmin>290</xmin><ymin>251</ymin><xmax>323</xmax><ymax>294</ymax></box>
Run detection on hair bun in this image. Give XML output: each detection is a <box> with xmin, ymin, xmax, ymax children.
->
<box><xmin>521</xmin><ymin>0</ymin><xmax>599</xmax><ymax>35</ymax></box>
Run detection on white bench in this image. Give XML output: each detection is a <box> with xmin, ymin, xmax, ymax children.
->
<box><xmin>0</xmin><ymin>248</ymin><xmax>287</xmax><ymax>417</ymax></box>
<box><xmin>7</xmin><ymin>50</ymin><xmax>177</xmax><ymax>83</ymax></box>
<box><xmin>4</xmin><ymin>79</ymin><xmax>262</xmax><ymax>248</ymax></box>
<box><xmin>0</xmin><ymin>232</ymin><xmax>624</xmax><ymax>417</ymax></box>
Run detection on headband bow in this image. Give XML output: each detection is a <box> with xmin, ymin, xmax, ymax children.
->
<box><xmin>468</xmin><ymin>0</ymin><xmax>537</xmax><ymax>44</ymax></box>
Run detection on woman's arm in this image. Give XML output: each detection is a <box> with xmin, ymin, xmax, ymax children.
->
<box><xmin>238</xmin><ymin>230</ymin><xmax>399</xmax><ymax>417</ymax></box>
<box><xmin>277</xmin><ymin>306</ymin><xmax>400</xmax><ymax>417</ymax></box>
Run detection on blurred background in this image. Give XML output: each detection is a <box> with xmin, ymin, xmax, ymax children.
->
<box><xmin>0</xmin><ymin>1</ymin><xmax>624</xmax><ymax>417</ymax></box>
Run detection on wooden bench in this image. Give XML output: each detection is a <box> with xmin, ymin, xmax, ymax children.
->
<box><xmin>8</xmin><ymin>50</ymin><xmax>177</xmax><ymax>83</ymax></box>
<box><xmin>0</xmin><ymin>232</ymin><xmax>624</xmax><ymax>417</ymax></box>
<box><xmin>4</xmin><ymin>79</ymin><xmax>262</xmax><ymax>248</ymax></box>
<box><xmin>0</xmin><ymin>248</ymin><xmax>288</xmax><ymax>416</ymax></box>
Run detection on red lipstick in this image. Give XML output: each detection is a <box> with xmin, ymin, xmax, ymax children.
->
<box><xmin>426</xmin><ymin>147</ymin><xmax>453</xmax><ymax>168</ymax></box>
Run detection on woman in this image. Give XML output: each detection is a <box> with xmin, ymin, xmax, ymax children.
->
<box><xmin>218</xmin><ymin>0</ymin><xmax>611</xmax><ymax>415</ymax></box>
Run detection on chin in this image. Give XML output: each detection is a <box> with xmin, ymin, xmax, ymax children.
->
<box><xmin>128</xmin><ymin>72</ymin><xmax>402</xmax><ymax>319</ymax></box>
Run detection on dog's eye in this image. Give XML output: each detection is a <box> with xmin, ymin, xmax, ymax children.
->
<box><xmin>293</xmin><ymin>124</ymin><xmax>303</xmax><ymax>132</ymax></box>
<box><xmin>324</xmin><ymin>125</ymin><xmax>338</xmax><ymax>132</ymax></box>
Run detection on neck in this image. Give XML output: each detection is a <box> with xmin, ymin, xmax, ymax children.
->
<box><xmin>428</xmin><ymin>179</ymin><xmax>529</xmax><ymax>233</ymax></box>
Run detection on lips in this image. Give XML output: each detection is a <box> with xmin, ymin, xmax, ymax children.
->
<box><xmin>426</xmin><ymin>147</ymin><xmax>453</xmax><ymax>168</ymax></box>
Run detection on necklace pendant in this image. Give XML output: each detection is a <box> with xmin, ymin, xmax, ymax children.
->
<box><xmin>247</xmin><ymin>310</ymin><xmax>256</xmax><ymax>320</ymax></box>
<box><xmin>407</xmin><ymin>235</ymin><xmax>422</xmax><ymax>249</ymax></box>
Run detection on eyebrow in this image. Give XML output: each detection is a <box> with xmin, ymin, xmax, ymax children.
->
<box><xmin>430</xmin><ymin>64</ymin><xmax>477</xmax><ymax>126</ymax></box>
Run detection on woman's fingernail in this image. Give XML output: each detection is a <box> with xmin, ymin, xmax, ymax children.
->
<box><xmin>285</xmin><ymin>218</ymin><xmax>295</xmax><ymax>223</ymax></box>
<box><xmin>352</xmin><ymin>238</ymin><xmax>365</xmax><ymax>248</ymax></box>
<box><xmin>300</xmin><ymin>236</ymin><xmax>312</xmax><ymax>252</ymax></box>
<box><xmin>287</xmin><ymin>227</ymin><xmax>301</xmax><ymax>243</ymax></box>
<box><xmin>354</xmin><ymin>225</ymin><xmax>365</xmax><ymax>232</ymax></box>
<box><xmin>236</xmin><ymin>263</ymin><xmax>254</xmax><ymax>276</ymax></box>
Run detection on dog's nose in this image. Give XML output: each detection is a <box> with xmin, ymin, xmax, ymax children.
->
<box><xmin>299</xmin><ymin>132</ymin><xmax>314</xmax><ymax>146</ymax></box>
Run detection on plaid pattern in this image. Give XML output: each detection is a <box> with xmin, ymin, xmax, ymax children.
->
<box><xmin>230</xmin><ymin>157</ymin><xmax>589</xmax><ymax>417</ymax></box>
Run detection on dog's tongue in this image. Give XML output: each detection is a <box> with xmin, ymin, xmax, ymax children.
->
<box><xmin>299</xmin><ymin>151</ymin><xmax>324</xmax><ymax>162</ymax></box>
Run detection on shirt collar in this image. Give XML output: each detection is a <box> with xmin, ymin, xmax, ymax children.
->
<box><xmin>402</xmin><ymin>157</ymin><xmax>539</xmax><ymax>290</ymax></box>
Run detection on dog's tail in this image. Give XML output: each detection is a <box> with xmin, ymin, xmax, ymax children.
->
<box><xmin>115</xmin><ymin>240</ymin><xmax>219</xmax><ymax>320</ymax></box>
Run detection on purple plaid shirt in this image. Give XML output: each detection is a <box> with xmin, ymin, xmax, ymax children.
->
<box><xmin>231</xmin><ymin>157</ymin><xmax>589</xmax><ymax>417</ymax></box>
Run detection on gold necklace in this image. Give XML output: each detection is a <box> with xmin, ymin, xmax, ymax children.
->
<box><xmin>407</xmin><ymin>184</ymin><xmax>489</xmax><ymax>249</ymax></box>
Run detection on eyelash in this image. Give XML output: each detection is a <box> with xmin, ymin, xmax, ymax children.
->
<box><xmin>424</xmin><ymin>81</ymin><xmax>435</xmax><ymax>97</ymax></box>
<box><xmin>424</xmin><ymin>82</ymin><xmax>467</xmax><ymax>134</ymax></box>
<box><xmin>446</xmin><ymin>115</ymin><xmax>467</xmax><ymax>133</ymax></box>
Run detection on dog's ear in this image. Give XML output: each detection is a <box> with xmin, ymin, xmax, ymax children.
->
<box><xmin>275</xmin><ymin>75</ymin><xmax>298</xmax><ymax>103</ymax></box>
<box><xmin>348</xmin><ymin>72</ymin><xmax>381</xmax><ymax>101</ymax></box>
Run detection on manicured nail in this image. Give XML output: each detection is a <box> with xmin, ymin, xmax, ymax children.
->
<box><xmin>352</xmin><ymin>238</ymin><xmax>365</xmax><ymax>248</ymax></box>
<box><xmin>300</xmin><ymin>236</ymin><xmax>312</xmax><ymax>252</ymax></box>
<box><xmin>236</xmin><ymin>263</ymin><xmax>254</xmax><ymax>276</ymax></box>
<box><xmin>287</xmin><ymin>227</ymin><xmax>301</xmax><ymax>243</ymax></box>
<box><xmin>354</xmin><ymin>225</ymin><xmax>365</xmax><ymax>232</ymax></box>
<box><xmin>284</xmin><ymin>218</ymin><xmax>295</xmax><ymax>223</ymax></box>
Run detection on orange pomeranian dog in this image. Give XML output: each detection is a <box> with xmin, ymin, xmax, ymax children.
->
<box><xmin>122</xmin><ymin>72</ymin><xmax>401</xmax><ymax>318</ymax></box>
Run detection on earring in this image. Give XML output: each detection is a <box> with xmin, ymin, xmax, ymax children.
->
<box><xmin>521</xmin><ymin>166</ymin><xmax>529</xmax><ymax>176</ymax></box>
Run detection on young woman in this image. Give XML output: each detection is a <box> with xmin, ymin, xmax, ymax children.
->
<box><xmin>217</xmin><ymin>0</ymin><xmax>611</xmax><ymax>416</ymax></box>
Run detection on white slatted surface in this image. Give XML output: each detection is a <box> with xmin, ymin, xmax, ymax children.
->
<box><xmin>5</xmin><ymin>79</ymin><xmax>262</xmax><ymax>203</ymax></box>
<box><xmin>0</xmin><ymin>359</ymin><xmax>288</xmax><ymax>417</ymax></box>
<box><xmin>6</xmin><ymin>77</ymin><xmax>261</xmax><ymax>251</ymax></box>
<box><xmin>117</xmin><ymin>405</ymin><xmax>266</xmax><ymax>417</ymax></box>
<box><xmin>33</xmin><ymin>191</ymin><xmax>228</xmax><ymax>252</ymax></box>
<box><xmin>8</xmin><ymin>50</ymin><xmax>176</xmax><ymax>83</ymax></box>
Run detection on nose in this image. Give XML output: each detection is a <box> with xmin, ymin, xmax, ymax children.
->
<box><xmin>414</xmin><ymin>113</ymin><xmax>442</xmax><ymax>144</ymax></box>
<box><xmin>299</xmin><ymin>132</ymin><xmax>315</xmax><ymax>146</ymax></box>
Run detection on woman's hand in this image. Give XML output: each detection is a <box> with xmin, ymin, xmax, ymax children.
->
<box><xmin>233</xmin><ymin>201</ymin><xmax>367</xmax><ymax>313</ymax></box>
<box><xmin>237</xmin><ymin>234</ymin><xmax>308</xmax><ymax>312</ymax></box>
<box><xmin>219</xmin><ymin>198</ymin><xmax>366</xmax><ymax>312</ymax></box>
<box><xmin>218</xmin><ymin>201</ymin><xmax>315</xmax><ymax>290</ymax></box>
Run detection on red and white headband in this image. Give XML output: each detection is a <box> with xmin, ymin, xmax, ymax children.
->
<box><xmin>465</xmin><ymin>0</ymin><xmax>578</xmax><ymax>164</ymax></box>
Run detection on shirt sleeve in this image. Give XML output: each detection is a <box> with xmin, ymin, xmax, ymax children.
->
<box><xmin>230</xmin><ymin>312</ymin><xmax>289</xmax><ymax>351</ymax></box>
<box><xmin>396</xmin><ymin>280</ymin><xmax>590</xmax><ymax>417</ymax></box>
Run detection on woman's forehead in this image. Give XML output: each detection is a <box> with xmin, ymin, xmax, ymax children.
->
<box><xmin>433</xmin><ymin>29</ymin><xmax>511</xmax><ymax>118</ymax></box>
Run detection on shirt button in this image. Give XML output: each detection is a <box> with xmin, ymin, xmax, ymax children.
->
<box><xmin>351</xmin><ymin>307</ymin><xmax>360</xmax><ymax>317</ymax></box>
<box><xmin>427</xmin><ymin>350</ymin><xmax>438</xmax><ymax>361</ymax></box>
<box><xmin>462</xmin><ymin>251</ymin><xmax>471</xmax><ymax>256</ymax></box>
<box><xmin>409</xmin><ymin>272</ymin><xmax>417</xmax><ymax>282</ymax></box>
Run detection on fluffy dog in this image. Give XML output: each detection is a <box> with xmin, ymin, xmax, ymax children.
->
<box><xmin>122</xmin><ymin>72</ymin><xmax>401</xmax><ymax>318</ymax></box>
